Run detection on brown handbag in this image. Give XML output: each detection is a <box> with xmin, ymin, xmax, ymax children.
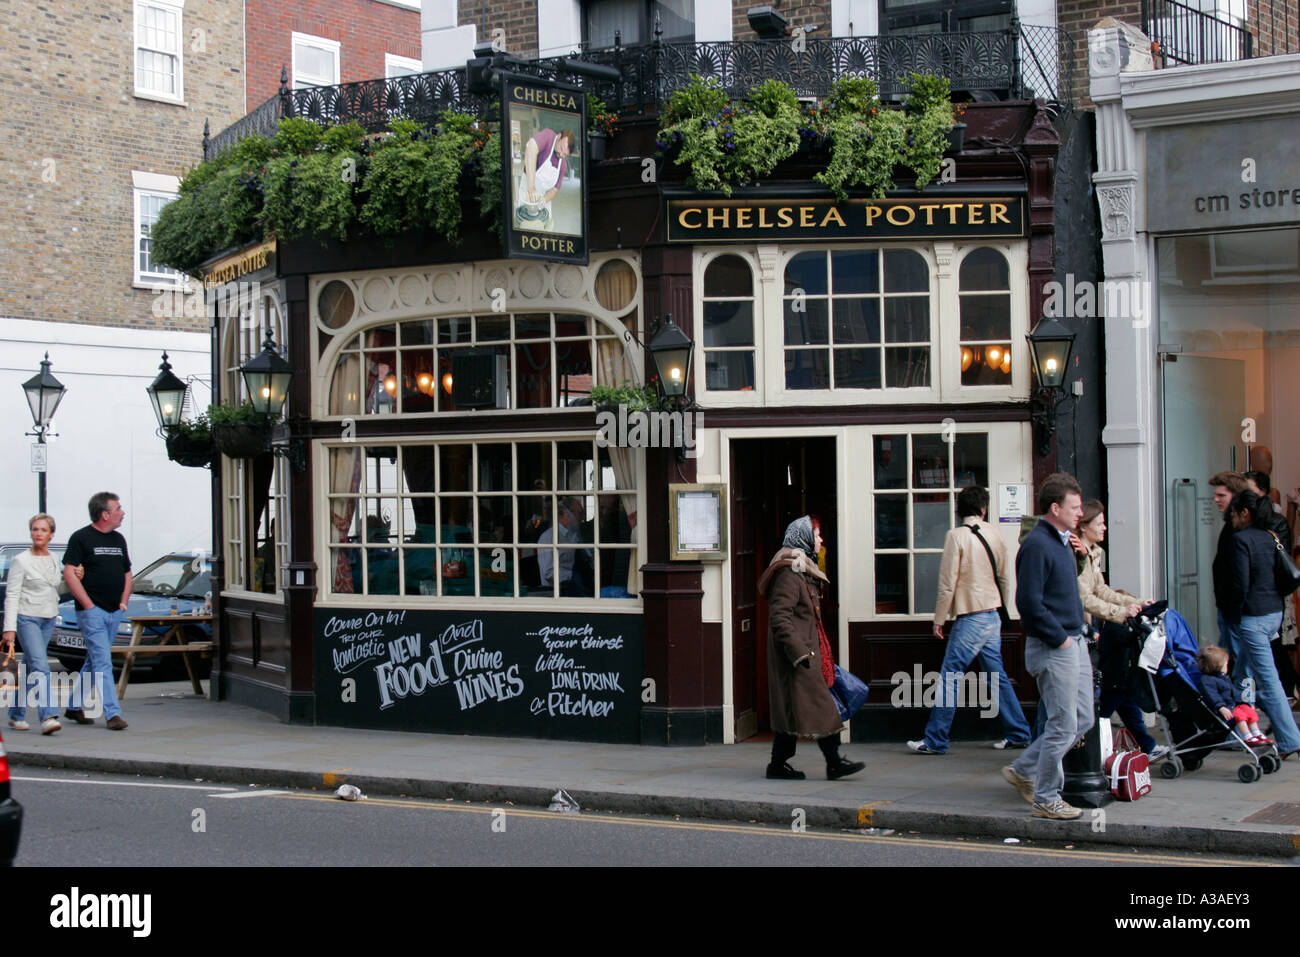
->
<box><xmin>0</xmin><ymin>642</ymin><xmax>17</xmax><ymax>692</ymax></box>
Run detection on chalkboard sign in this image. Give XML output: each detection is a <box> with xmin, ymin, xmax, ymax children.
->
<box><xmin>313</xmin><ymin>608</ymin><xmax>643</xmax><ymax>742</ymax></box>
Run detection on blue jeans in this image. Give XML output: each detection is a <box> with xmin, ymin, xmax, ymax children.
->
<box><xmin>922</xmin><ymin>610</ymin><xmax>1031</xmax><ymax>752</ymax></box>
<box><xmin>1013</xmin><ymin>635</ymin><xmax>1094</xmax><ymax>805</ymax></box>
<box><xmin>1222</xmin><ymin>611</ymin><xmax>1300</xmax><ymax>754</ymax></box>
<box><xmin>77</xmin><ymin>606</ymin><xmax>124</xmax><ymax>721</ymax></box>
<box><xmin>8</xmin><ymin>614</ymin><xmax>58</xmax><ymax>722</ymax></box>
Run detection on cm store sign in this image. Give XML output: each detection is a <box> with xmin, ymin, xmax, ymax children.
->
<box><xmin>313</xmin><ymin>608</ymin><xmax>642</xmax><ymax>742</ymax></box>
<box><xmin>666</xmin><ymin>196</ymin><xmax>1025</xmax><ymax>243</ymax></box>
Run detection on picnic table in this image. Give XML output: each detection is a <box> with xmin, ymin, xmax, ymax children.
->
<box><xmin>112</xmin><ymin>613</ymin><xmax>214</xmax><ymax>698</ymax></box>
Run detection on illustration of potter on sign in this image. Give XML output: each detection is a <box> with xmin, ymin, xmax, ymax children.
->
<box><xmin>510</xmin><ymin>107</ymin><xmax>582</xmax><ymax>236</ymax></box>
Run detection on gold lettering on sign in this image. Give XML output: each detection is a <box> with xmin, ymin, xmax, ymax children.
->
<box><xmin>990</xmin><ymin>203</ymin><xmax>1011</xmax><ymax>225</ymax></box>
<box><xmin>865</xmin><ymin>205</ymin><xmax>883</xmax><ymax>226</ymax></box>
<box><xmin>919</xmin><ymin>204</ymin><xmax>940</xmax><ymax>225</ymax></box>
<box><xmin>736</xmin><ymin>207</ymin><xmax>752</xmax><ymax>228</ymax></box>
<box><xmin>777</xmin><ymin>207</ymin><xmax>794</xmax><ymax>227</ymax></box>
<box><xmin>758</xmin><ymin>207</ymin><xmax>774</xmax><ymax>228</ymax></box>
<box><xmin>512</xmin><ymin>86</ymin><xmax>578</xmax><ymax>110</ymax></box>
<box><xmin>679</xmin><ymin>208</ymin><xmax>703</xmax><ymax>229</ymax></box>
<box><xmin>942</xmin><ymin>204</ymin><xmax>963</xmax><ymax>225</ymax></box>
<box><xmin>707</xmin><ymin>207</ymin><xmax>729</xmax><ymax>229</ymax></box>
<box><xmin>968</xmin><ymin>204</ymin><xmax>985</xmax><ymax>225</ymax></box>
<box><xmin>799</xmin><ymin>207</ymin><xmax>816</xmax><ymax>227</ymax></box>
<box><xmin>886</xmin><ymin>205</ymin><xmax>916</xmax><ymax>226</ymax></box>
<box><xmin>820</xmin><ymin>207</ymin><xmax>846</xmax><ymax>228</ymax></box>
<box><xmin>201</xmin><ymin>242</ymin><xmax>273</xmax><ymax>287</ymax></box>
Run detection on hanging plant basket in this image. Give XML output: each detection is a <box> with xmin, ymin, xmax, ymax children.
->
<box><xmin>212</xmin><ymin>422</ymin><xmax>272</xmax><ymax>458</ymax></box>
<box><xmin>165</xmin><ymin>431</ymin><xmax>214</xmax><ymax>469</ymax></box>
<box><xmin>588</xmin><ymin>131</ymin><xmax>608</xmax><ymax>163</ymax></box>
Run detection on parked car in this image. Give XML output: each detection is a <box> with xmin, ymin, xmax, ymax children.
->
<box><xmin>52</xmin><ymin>551</ymin><xmax>213</xmax><ymax>680</ymax></box>
<box><xmin>0</xmin><ymin>542</ymin><xmax>68</xmax><ymax>611</ymax></box>
<box><xmin>0</xmin><ymin>727</ymin><xmax>20</xmax><ymax>866</ymax></box>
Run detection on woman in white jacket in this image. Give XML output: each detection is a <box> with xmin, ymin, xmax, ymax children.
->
<box><xmin>3</xmin><ymin>513</ymin><xmax>63</xmax><ymax>734</ymax></box>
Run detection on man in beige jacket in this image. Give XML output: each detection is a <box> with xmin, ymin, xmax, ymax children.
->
<box><xmin>908</xmin><ymin>486</ymin><xmax>1031</xmax><ymax>753</ymax></box>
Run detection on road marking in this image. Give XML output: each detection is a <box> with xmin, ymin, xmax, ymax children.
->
<box><xmin>209</xmin><ymin>790</ymin><xmax>292</xmax><ymax>799</ymax></box>
<box><xmin>266</xmin><ymin>792</ymin><xmax>1282</xmax><ymax>866</ymax></box>
<box><xmin>13</xmin><ymin>775</ymin><xmax>237</xmax><ymax>793</ymax></box>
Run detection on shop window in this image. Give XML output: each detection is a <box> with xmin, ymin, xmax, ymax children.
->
<box><xmin>133</xmin><ymin>180</ymin><xmax>182</xmax><ymax>287</ymax></box>
<box><xmin>702</xmin><ymin>254</ymin><xmax>756</xmax><ymax>392</ymax></box>
<box><xmin>326</xmin><ymin>440</ymin><xmax>639</xmax><ymax>601</ymax></box>
<box><xmin>783</xmin><ymin>249</ymin><xmax>931</xmax><ymax>390</ymax></box>
<box><xmin>872</xmin><ymin>431</ymin><xmax>988</xmax><ymax>615</ymax></box>
<box><xmin>292</xmin><ymin>32</ymin><xmax>340</xmax><ymax>89</ymax></box>
<box><xmin>326</xmin><ymin>313</ymin><xmax>623</xmax><ymax>416</ymax></box>
<box><xmin>134</xmin><ymin>0</ymin><xmax>183</xmax><ymax>101</ymax></box>
<box><xmin>958</xmin><ymin>247</ymin><xmax>1011</xmax><ymax>386</ymax></box>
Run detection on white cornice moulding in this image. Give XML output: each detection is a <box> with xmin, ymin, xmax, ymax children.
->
<box><xmin>1119</xmin><ymin>53</ymin><xmax>1300</xmax><ymax>127</ymax></box>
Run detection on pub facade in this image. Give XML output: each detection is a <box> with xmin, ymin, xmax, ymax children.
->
<box><xmin>192</xmin><ymin>26</ymin><xmax>1099</xmax><ymax>744</ymax></box>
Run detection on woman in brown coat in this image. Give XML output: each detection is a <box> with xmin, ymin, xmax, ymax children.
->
<box><xmin>759</xmin><ymin>516</ymin><xmax>865</xmax><ymax>780</ymax></box>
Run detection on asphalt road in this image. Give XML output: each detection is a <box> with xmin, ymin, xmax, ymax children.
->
<box><xmin>10</xmin><ymin>768</ymin><xmax>1290</xmax><ymax>868</ymax></box>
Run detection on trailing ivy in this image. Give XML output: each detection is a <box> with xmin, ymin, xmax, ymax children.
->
<box><xmin>655</xmin><ymin>76</ymin><xmax>801</xmax><ymax>195</ymax></box>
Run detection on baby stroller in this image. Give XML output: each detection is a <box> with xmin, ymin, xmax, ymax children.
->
<box><xmin>1126</xmin><ymin>603</ymin><xmax>1282</xmax><ymax>783</ymax></box>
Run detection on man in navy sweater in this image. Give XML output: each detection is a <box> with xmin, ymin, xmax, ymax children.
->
<box><xmin>1001</xmin><ymin>473</ymin><xmax>1089</xmax><ymax>820</ymax></box>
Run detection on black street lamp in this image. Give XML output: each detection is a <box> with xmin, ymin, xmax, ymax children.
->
<box><xmin>22</xmin><ymin>353</ymin><xmax>67</xmax><ymax>514</ymax></box>
<box><xmin>1026</xmin><ymin>316</ymin><xmax>1076</xmax><ymax>456</ymax></box>
<box><xmin>238</xmin><ymin>329</ymin><xmax>304</xmax><ymax>471</ymax></box>
<box><xmin>647</xmin><ymin>314</ymin><xmax>694</xmax><ymax>405</ymax></box>
<box><xmin>145</xmin><ymin>352</ymin><xmax>189</xmax><ymax>431</ymax></box>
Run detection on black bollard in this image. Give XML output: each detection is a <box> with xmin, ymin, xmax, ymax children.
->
<box><xmin>1062</xmin><ymin>635</ymin><xmax>1115</xmax><ymax>809</ymax></box>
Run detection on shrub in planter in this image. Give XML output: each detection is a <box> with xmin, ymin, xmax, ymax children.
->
<box><xmin>208</xmin><ymin>402</ymin><xmax>271</xmax><ymax>459</ymax></box>
<box><xmin>165</xmin><ymin>415</ymin><xmax>214</xmax><ymax>468</ymax></box>
<box><xmin>263</xmin><ymin>120</ymin><xmax>366</xmax><ymax>243</ymax></box>
<box><xmin>590</xmin><ymin>383</ymin><xmax>661</xmax><ymax>414</ymax></box>
<box><xmin>359</xmin><ymin>114</ymin><xmax>480</xmax><ymax>241</ymax></box>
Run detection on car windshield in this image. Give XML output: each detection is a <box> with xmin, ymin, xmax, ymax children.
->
<box><xmin>1</xmin><ymin>545</ymin><xmax>67</xmax><ymax>583</ymax></box>
<box><xmin>133</xmin><ymin>554</ymin><xmax>211</xmax><ymax>599</ymax></box>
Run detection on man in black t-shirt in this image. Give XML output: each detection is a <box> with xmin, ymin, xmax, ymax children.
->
<box><xmin>63</xmin><ymin>491</ymin><xmax>133</xmax><ymax>730</ymax></box>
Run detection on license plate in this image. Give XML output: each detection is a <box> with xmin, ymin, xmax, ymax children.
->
<box><xmin>55</xmin><ymin>633</ymin><xmax>85</xmax><ymax>650</ymax></box>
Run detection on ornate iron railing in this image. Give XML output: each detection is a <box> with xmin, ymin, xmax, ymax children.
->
<box><xmin>205</xmin><ymin>26</ymin><xmax>1074</xmax><ymax>161</ymax></box>
<box><xmin>1141</xmin><ymin>0</ymin><xmax>1254</xmax><ymax>65</ymax></box>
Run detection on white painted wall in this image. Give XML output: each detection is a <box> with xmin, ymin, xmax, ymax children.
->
<box><xmin>538</xmin><ymin>0</ymin><xmax>583</xmax><ymax>55</ymax></box>
<box><xmin>0</xmin><ymin>317</ymin><xmax>212</xmax><ymax>567</ymax></box>
<box><xmin>831</xmin><ymin>0</ymin><xmax>877</xmax><ymax>37</ymax></box>
<box><xmin>422</xmin><ymin>0</ymin><xmax>477</xmax><ymax>72</ymax></box>
<box><xmin>695</xmin><ymin>0</ymin><xmax>733</xmax><ymax>42</ymax></box>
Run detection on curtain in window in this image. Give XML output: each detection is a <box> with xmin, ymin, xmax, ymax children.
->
<box><xmin>328</xmin><ymin>353</ymin><xmax>363</xmax><ymax>592</ymax></box>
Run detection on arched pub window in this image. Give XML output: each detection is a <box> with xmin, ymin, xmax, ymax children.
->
<box><xmin>958</xmin><ymin>247</ymin><xmax>1012</xmax><ymax>386</ymax></box>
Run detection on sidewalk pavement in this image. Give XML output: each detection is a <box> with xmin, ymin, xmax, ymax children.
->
<box><xmin>6</xmin><ymin>683</ymin><xmax>1299</xmax><ymax>858</ymax></box>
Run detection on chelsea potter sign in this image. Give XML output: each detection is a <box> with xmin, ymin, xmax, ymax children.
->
<box><xmin>667</xmin><ymin>196</ymin><xmax>1025</xmax><ymax>243</ymax></box>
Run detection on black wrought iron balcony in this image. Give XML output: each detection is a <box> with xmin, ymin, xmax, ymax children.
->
<box><xmin>1141</xmin><ymin>0</ymin><xmax>1258</xmax><ymax>65</ymax></box>
<box><xmin>206</xmin><ymin>24</ymin><xmax>1073</xmax><ymax>162</ymax></box>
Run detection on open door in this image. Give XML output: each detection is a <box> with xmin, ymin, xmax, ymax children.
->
<box><xmin>731</xmin><ymin>437</ymin><xmax>837</xmax><ymax>741</ymax></box>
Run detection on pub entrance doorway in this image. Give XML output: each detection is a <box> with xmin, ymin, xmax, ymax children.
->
<box><xmin>729</xmin><ymin>436</ymin><xmax>838</xmax><ymax>742</ymax></box>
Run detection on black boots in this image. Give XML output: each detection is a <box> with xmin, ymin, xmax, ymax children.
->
<box><xmin>825</xmin><ymin>754</ymin><xmax>866</xmax><ymax>780</ymax></box>
<box><xmin>766</xmin><ymin>761</ymin><xmax>807</xmax><ymax>780</ymax></box>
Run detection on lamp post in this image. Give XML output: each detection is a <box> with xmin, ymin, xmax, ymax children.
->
<box><xmin>22</xmin><ymin>353</ymin><xmax>67</xmax><ymax>514</ymax></box>
<box><xmin>1026</xmin><ymin>316</ymin><xmax>1076</xmax><ymax>456</ymax></box>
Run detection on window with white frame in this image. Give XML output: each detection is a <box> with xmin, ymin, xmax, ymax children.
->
<box><xmin>872</xmin><ymin>430</ymin><xmax>989</xmax><ymax>615</ymax></box>
<box><xmin>324</xmin><ymin>439</ymin><xmax>640</xmax><ymax>601</ymax></box>
<box><xmin>133</xmin><ymin>172</ymin><xmax>181</xmax><ymax>287</ymax></box>
<box><xmin>696</xmin><ymin>242</ymin><xmax>1029</xmax><ymax>405</ymax></box>
<box><xmin>385</xmin><ymin>54</ymin><xmax>423</xmax><ymax>78</ymax></box>
<box><xmin>222</xmin><ymin>292</ymin><xmax>290</xmax><ymax>595</ymax></box>
<box><xmin>958</xmin><ymin>247</ymin><xmax>1012</xmax><ymax>386</ymax></box>
<box><xmin>292</xmin><ymin>33</ymin><xmax>340</xmax><ymax>89</ymax></box>
<box><xmin>783</xmin><ymin>248</ymin><xmax>931</xmax><ymax>390</ymax></box>
<box><xmin>134</xmin><ymin>0</ymin><xmax>184</xmax><ymax>101</ymax></box>
<box><xmin>701</xmin><ymin>254</ymin><xmax>756</xmax><ymax>392</ymax></box>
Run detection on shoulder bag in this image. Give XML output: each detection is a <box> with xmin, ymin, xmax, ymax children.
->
<box><xmin>1268</xmin><ymin>531</ymin><xmax>1300</xmax><ymax>598</ymax></box>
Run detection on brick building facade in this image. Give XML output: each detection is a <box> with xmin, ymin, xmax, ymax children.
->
<box><xmin>0</xmin><ymin>0</ymin><xmax>244</xmax><ymax>333</ymax></box>
<box><xmin>246</xmin><ymin>0</ymin><xmax>421</xmax><ymax>109</ymax></box>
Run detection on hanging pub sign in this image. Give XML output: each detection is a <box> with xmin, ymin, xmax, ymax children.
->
<box><xmin>666</xmin><ymin>196</ymin><xmax>1026</xmax><ymax>243</ymax></box>
<box><xmin>501</xmin><ymin>76</ymin><xmax>589</xmax><ymax>265</ymax></box>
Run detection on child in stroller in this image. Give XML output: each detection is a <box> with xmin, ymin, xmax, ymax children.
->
<box><xmin>1129</xmin><ymin>605</ymin><xmax>1282</xmax><ymax>783</ymax></box>
<box><xmin>1197</xmin><ymin>646</ymin><xmax>1273</xmax><ymax>746</ymax></box>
